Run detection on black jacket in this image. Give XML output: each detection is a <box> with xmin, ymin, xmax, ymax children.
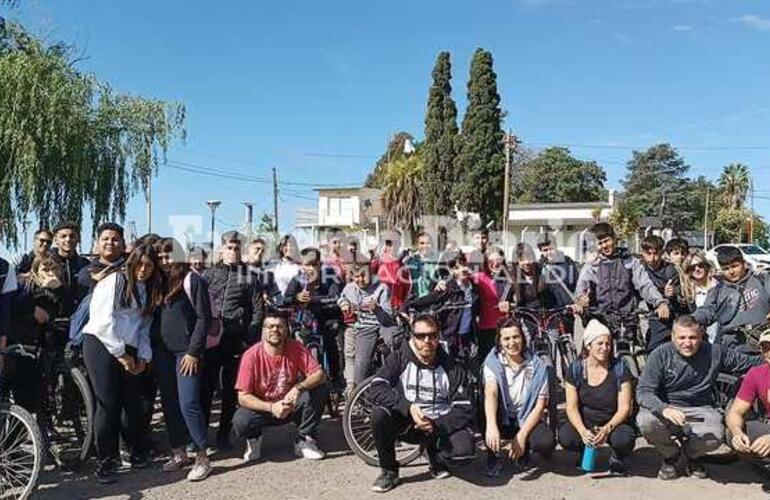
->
<box><xmin>158</xmin><ymin>272</ymin><xmax>212</xmax><ymax>358</ymax></box>
<box><xmin>75</xmin><ymin>257</ymin><xmax>125</xmax><ymax>303</ymax></box>
<box><xmin>203</xmin><ymin>263</ymin><xmax>264</xmax><ymax>352</ymax></box>
<box><xmin>369</xmin><ymin>341</ymin><xmax>474</xmax><ymax>434</ymax></box>
<box><xmin>282</xmin><ymin>271</ymin><xmax>342</xmax><ymax>323</ymax></box>
<box><xmin>540</xmin><ymin>253</ymin><xmax>579</xmax><ymax>308</ymax></box>
<box><xmin>50</xmin><ymin>250</ymin><xmax>91</xmax><ymax>317</ymax></box>
<box><xmin>8</xmin><ymin>277</ymin><xmax>66</xmax><ymax>347</ymax></box>
<box><xmin>403</xmin><ymin>278</ymin><xmax>480</xmax><ymax>342</ymax></box>
<box><xmin>15</xmin><ymin>251</ymin><xmax>36</xmax><ymax>275</ymax></box>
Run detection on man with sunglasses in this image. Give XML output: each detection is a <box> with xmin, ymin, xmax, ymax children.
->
<box><xmin>368</xmin><ymin>315</ymin><xmax>475</xmax><ymax>493</ymax></box>
<box><xmin>16</xmin><ymin>229</ymin><xmax>53</xmax><ymax>274</ymax></box>
<box><xmin>726</xmin><ymin>329</ymin><xmax>770</xmax><ymax>494</ymax></box>
<box><xmin>694</xmin><ymin>246</ymin><xmax>770</xmax><ymax>350</ymax></box>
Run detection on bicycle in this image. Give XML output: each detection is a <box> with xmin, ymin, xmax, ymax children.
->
<box><xmin>0</xmin><ymin>346</ymin><xmax>45</xmax><ymax>500</ymax></box>
<box><xmin>584</xmin><ymin>309</ymin><xmax>650</xmax><ymax>379</ymax></box>
<box><xmin>4</xmin><ymin>319</ymin><xmax>95</xmax><ymax>470</ymax></box>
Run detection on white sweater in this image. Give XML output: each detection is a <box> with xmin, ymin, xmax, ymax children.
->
<box><xmin>82</xmin><ymin>272</ymin><xmax>153</xmax><ymax>362</ymax></box>
<box><xmin>274</xmin><ymin>259</ymin><xmax>301</xmax><ymax>296</ymax></box>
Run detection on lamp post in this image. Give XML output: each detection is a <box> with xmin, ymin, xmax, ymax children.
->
<box><xmin>206</xmin><ymin>200</ymin><xmax>222</xmax><ymax>263</ymax></box>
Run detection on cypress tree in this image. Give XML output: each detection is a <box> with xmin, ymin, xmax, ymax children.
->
<box><xmin>422</xmin><ymin>51</ymin><xmax>458</xmax><ymax>216</ymax></box>
<box><xmin>452</xmin><ymin>48</ymin><xmax>504</xmax><ymax>227</ymax></box>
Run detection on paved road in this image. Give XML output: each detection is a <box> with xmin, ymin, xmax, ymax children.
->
<box><xmin>35</xmin><ymin>416</ymin><xmax>768</xmax><ymax>500</ymax></box>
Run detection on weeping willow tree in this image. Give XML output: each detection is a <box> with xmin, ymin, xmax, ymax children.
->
<box><xmin>0</xmin><ymin>20</ymin><xmax>185</xmax><ymax>246</ymax></box>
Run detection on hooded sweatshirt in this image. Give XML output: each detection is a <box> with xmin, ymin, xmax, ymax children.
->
<box><xmin>338</xmin><ymin>281</ymin><xmax>394</xmax><ymax>330</ymax></box>
<box><xmin>693</xmin><ymin>271</ymin><xmax>770</xmax><ymax>331</ymax></box>
<box><xmin>369</xmin><ymin>341</ymin><xmax>473</xmax><ymax>434</ymax></box>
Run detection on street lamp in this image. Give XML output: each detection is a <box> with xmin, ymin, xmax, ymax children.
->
<box><xmin>206</xmin><ymin>200</ymin><xmax>222</xmax><ymax>263</ymax></box>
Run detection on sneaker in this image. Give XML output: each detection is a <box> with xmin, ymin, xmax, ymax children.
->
<box><xmin>761</xmin><ymin>482</ymin><xmax>770</xmax><ymax>494</ymax></box>
<box><xmin>187</xmin><ymin>455</ymin><xmax>212</xmax><ymax>482</ymax></box>
<box><xmin>95</xmin><ymin>461</ymin><xmax>117</xmax><ymax>485</ymax></box>
<box><xmin>186</xmin><ymin>442</ymin><xmax>198</xmax><ymax>454</ymax></box>
<box><xmin>371</xmin><ymin>470</ymin><xmax>400</xmax><ymax>493</ymax></box>
<box><xmin>294</xmin><ymin>436</ymin><xmax>325</xmax><ymax>460</ymax></box>
<box><xmin>162</xmin><ymin>451</ymin><xmax>192</xmax><ymax>472</ymax></box>
<box><xmin>243</xmin><ymin>437</ymin><xmax>262</xmax><ymax>463</ymax></box>
<box><xmin>688</xmin><ymin>458</ymin><xmax>708</xmax><ymax>479</ymax></box>
<box><xmin>658</xmin><ymin>456</ymin><xmax>680</xmax><ymax>480</ymax></box>
<box><xmin>430</xmin><ymin>461</ymin><xmax>451</xmax><ymax>480</ymax></box>
<box><xmin>485</xmin><ymin>453</ymin><xmax>503</xmax><ymax>478</ymax></box>
<box><xmin>608</xmin><ymin>453</ymin><xmax>628</xmax><ymax>476</ymax></box>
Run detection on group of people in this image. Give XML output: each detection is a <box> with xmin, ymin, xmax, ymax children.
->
<box><xmin>2</xmin><ymin>219</ymin><xmax>770</xmax><ymax>494</ymax></box>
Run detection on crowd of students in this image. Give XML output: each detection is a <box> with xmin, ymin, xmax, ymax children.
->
<box><xmin>1</xmin><ymin>220</ymin><xmax>770</xmax><ymax>494</ymax></box>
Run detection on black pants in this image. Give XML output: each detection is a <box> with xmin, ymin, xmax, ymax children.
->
<box><xmin>371</xmin><ymin>406</ymin><xmax>475</xmax><ymax>473</ymax></box>
<box><xmin>2</xmin><ymin>354</ymin><xmax>42</xmax><ymax>415</ymax></box>
<box><xmin>486</xmin><ymin>417</ymin><xmax>555</xmax><ymax>458</ymax></box>
<box><xmin>728</xmin><ymin>419</ymin><xmax>770</xmax><ymax>477</ymax></box>
<box><xmin>82</xmin><ymin>334</ymin><xmax>147</xmax><ymax>465</ymax></box>
<box><xmin>558</xmin><ymin>421</ymin><xmax>636</xmax><ymax>458</ymax></box>
<box><xmin>201</xmin><ymin>346</ymin><xmax>242</xmax><ymax>439</ymax></box>
<box><xmin>321</xmin><ymin>319</ymin><xmax>343</xmax><ymax>391</ymax></box>
<box><xmin>232</xmin><ymin>384</ymin><xmax>328</xmax><ymax>440</ymax></box>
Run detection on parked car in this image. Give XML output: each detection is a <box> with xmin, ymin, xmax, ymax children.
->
<box><xmin>706</xmin><ymin>244</ymin><xmax>770</xmax><ymax>272</ymax></box>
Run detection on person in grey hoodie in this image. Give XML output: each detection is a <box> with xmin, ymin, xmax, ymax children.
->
<box><xmin>338</xmin><ymin>265</ymin><xmax>395</xmax><ymax>386</ymax></box>
<box><xmin>693</xmin><ymin>245</ymin><xmax>770</xmax><ymax>349</ymax></box>
<box><xmin>573</xmin><ymin>223</ymin><xmax>670</xmax><ymax>329</ymax></box>
<box><xmin>636</xmin><ymin>315</ymin><xmax>761</xmax><ymax>481</ymax></box>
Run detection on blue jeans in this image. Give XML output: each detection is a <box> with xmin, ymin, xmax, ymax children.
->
<box><xmin>155</xmin><ymin>341</ymin><xmax>208</xmax><ymax>450</ymax></box>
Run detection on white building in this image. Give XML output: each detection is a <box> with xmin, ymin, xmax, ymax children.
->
<box><xmin>294</xmin><ymin>187</ymin><xmax>383</xmax><ymax>248</ymax></box>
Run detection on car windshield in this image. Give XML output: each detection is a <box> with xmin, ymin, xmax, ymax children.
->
<box><xmin>741</xmin><ymin>245</ymin><xmax>768</xmax><ymax>255</ymax></box>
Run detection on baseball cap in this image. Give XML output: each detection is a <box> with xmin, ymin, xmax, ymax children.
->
<box><xmin>758</xmin><ymin>329</ymin><xmax>770</xmax><ymax>346</ymax></box>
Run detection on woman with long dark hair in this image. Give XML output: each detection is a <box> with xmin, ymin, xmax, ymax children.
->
<box><xmin>81</xmin><ymin>244</ymin><xmax>162</xmax><ymax>484</ymax></box>
<box><xmin>155</xmin><ymin>238</ymin><xmax>213</xmax><ymax>481</ymax></box>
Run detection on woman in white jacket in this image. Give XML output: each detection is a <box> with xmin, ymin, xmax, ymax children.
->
<box><xmin>81</xmin><ymin>243</ymin><xmax>162</xmax><ymax>484</ymax></box>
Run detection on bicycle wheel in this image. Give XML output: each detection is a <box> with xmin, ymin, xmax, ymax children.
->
<box><xmin>342</xmin><ymin>376</ymin><xmax>422</xmax><ymax>467</ymax></box>
<box><xmin>557</xmin><ymin>337</ymin><xmax>577</xmax><ymax>381</ymax></box>
<box><xmin>0</xmin><ymin>404</ymin><xmax>44</xmax><ymax>500</ymax></box>
<box><xmin>45</xmin><ymin>366</ymin><xmax>94</xmax><ymax>469</ymax></box>
<box><xmin>620</xmin><ymin>354</ymin><xmax>641</xmax><ymax>379</ymax></box>
<box><xmin>714</xmin><ymin>373</ymin><xmax>739</xmax><ymax>412</ymax></box>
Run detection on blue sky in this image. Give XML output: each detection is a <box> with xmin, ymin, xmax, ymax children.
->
<box><xmin>3</xmin><ymin>0</ymin><xmax>770</xmax><ymax>255</ymax></box>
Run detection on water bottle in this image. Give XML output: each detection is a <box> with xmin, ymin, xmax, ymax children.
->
<box><xmin>581</xmin><ymin>445</ymin><xmax>597</xmax><ymax>472</ymax></box>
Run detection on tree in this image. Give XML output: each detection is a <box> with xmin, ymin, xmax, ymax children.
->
<box><xmin>452</xmin><ymin>48</ymin><xmax>505</xmax><ymax>227</ymax></box>
<box><xmin>421</xmin><ymin>51</ymin><xmax>458</xmax><ymax>216</ymax></box>
<box><xmin>0</xmin><ymin>21</ymin><xmax>185</xmax><ymax>245</ymax></box>
<box><xmin>608</xmin><ymin>198</ymin><xmax>640</xmax><ymax>244</ymax></box>
<box><xmin>364</xmin><ymin>132</ymin><xmax>415</xmax><ymax>188</ymax></box>
<box><xmin>718</xmin><ymin>163</ymin><xmax>750</xmax><ymax>209</ymax></box>
<box><xmin>511</xmin><ymin>147</ymin><xmax>607</xmax><ymax>203</ymax></box>
<box><xmin>381</xmin><ymin>153</ymin><xmax>424</xmax><ymax>239</ymax></box>
<box><xmin>620</xmin><ymin>144</ymin><xmax>693</xmax><ymax>231</ymax></box>
<box><xmin>713</xmin><ymin>207</ymin><xmax>746</xmax><ymax>244</ymax></box>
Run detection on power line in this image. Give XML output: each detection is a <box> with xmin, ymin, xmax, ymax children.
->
<box><xmin>167</xmin><ymin>158</ymin><xmax>351</xmax><ymax>187</ymax></box>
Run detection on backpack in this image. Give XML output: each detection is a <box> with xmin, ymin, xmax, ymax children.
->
<box><xmin>183</xmin><ymin>272</ymin><xmax>222</xmax><ymax>349</ymax></box>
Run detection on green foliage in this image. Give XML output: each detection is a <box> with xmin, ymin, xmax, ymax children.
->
<box><xmin>0</xmin><ymin>21</ymin><xmax>185</xmax><ymax>245</ymax></box>
<box><xmin>608</xmin><ymin>198</ymin><xmax>639</xmax><ymax>244</ymax></box>
<box><xmin>422</xmin><ymin>51</ymin><xmax>458</xmax><ymax>216</ymax></box>
<box><xmin>620</xmin><ymin>143</ymin><xmax>696</xmax><ymax>231</ymax></box>
<box><xmin>713</xmin><ymin>207</ymin><xmax>746</xmax><ymax>244</ymax></box>
<box><xmin>364</xmin><ymin>132</ymin><xmax>415</xmax><ymax>188</ymax></box>
<box><xmin>452</xmin><ymin>48</ymin><xmax>504</xmax><ymax>228</ymax></box>
<box><xmin>381</xmin><ymin>153</ymin><xmax>424</xmax><ymax>237</ymax></box>
<box><xmin>512</xmin><ymin>147</ymin><xmax>606</xmax><ymax>203</ymax></box>
<box><xmin>753</xmin><ymin>215</ymin><xmax>769</xmax><ymax>249</ymax></box>
<box><xmin>718</xmin><ymin>163</ymin><xmax>750</xmax><ymax>209</ymax></box>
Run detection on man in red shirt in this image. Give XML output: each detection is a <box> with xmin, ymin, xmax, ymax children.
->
<box><xmin>232</xmin><ymin>311</ymin><xmax>328</xmax><ymax>463</ymax></box>
<box><xmin>727</xmin><ymin>328</ymin><xmax>770</xmax><ymax>493</ymax></box>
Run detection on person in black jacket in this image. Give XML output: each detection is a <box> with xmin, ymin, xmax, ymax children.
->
<box><xmin>15</xmin><ymin>228</ymin><xmax>53</xmax><ymax>274</ymax></box>
<box><xmin>50</xmin><ymin>221</ymin><xmax>91</xmax><ymax>317</ymax></box>
<box><xmin>283</xmin><ymin>247</ymin><xmax>344</xmax><ymax>393</ymax></box>
<box><xmin>368</xmin><ymin>315</ymin><xmax>475</xmax><ymax>493</ymax></box>
<box><xmin>402</xmin><ymin>251</ymin><xmax>479</xmax><ymax>360</ymax></box>
<box><xmin>156</xmin><ymin>239</ymin><xmax>213</xmax><ymax>482</ymax></box>
<box><xmin>536</xmin><ymin>234</ymin><xmax>578</xmax><ymax>310</ymax></box>
<box><xmin>201</xmin><ymin>231</ymin><xmax>264</xmax><ymax>449</ymax></box>
<box><xmin>640</xmin><ymin>235</ymin><xmax>682</xmax><ymax>352</ymax></box>
<box><xmin>75</xmin><ymin>222</ymin><xmax>126</xmax><ymax>302</ymax></box>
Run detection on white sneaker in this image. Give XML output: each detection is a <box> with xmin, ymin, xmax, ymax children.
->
<box><xmin>243</xmin><ymin>436</ymin><xmax>262</xmax><ymax>463</ymax></box>
<box><xmin>187</xmin><ymin>455</ymin><xmax>212</xmax><ymax>482</ymax></box>
<box><xmin>294</xmin><ymin>437</ymin><xmax>325</xmax><ymax>460</ymax></box>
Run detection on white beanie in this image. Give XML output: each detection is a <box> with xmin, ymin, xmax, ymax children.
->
<box><xmin>582</xmin><ymin>319</ymin><xmax>611</xmax><ymax>348</ymax></box>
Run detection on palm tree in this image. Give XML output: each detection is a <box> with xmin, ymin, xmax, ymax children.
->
<box><xmin>719</xmin><ymin>163</ymin><xmax>750</xmax><ymax>209</ymax></box>
<box><xmin>381</xmin><ymin>153</ymin><xmax>424</xmax><ymax>239</ymax></box>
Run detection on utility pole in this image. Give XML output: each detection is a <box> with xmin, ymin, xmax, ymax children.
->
<box><xmin>703</xmin><ymin>188</ymin><xmax>709</xmax><ymax>250</ymax></box>
<box><xmin>243</xmin><ymin>202</ymin><xmax>254</xmax><ymax>241</ymax></box>
<box><xmin>272</xmin><ymin>167</ymin><xmax>279</xmax><ymax>235</ymax></box>
<box><xmin>749</xmin><ymin>178</ymin><xmax>755</xmax><ymax>244</ymax></box>
<box><xmin>146</xmin><ymin>180</ymin><xmax>152</xmax><ymax>233</ymax></box>
<box><xmin>501</xmin><ymin>130</ymin><xmax>518</xmax><ymax>252</ymax></box>
<box><xmin>206</xmin><ymin>200</ymin><xmax>222</xmax><ymax>264</ymax></box>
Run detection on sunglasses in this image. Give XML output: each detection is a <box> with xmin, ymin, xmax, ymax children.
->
<box><xmin>413</xmin><ymin>333</ymin><xmax>439</xmax><ymax>342</ymax></box>
<box><xmin>38</xmin><ymin>239</ymin><xmax>52</xmax><ymax>245</ymax></box>
<box><xmin>688</xmin><ymin>262</ymin><xmax>707</xmax><ymax>271</ymax></box>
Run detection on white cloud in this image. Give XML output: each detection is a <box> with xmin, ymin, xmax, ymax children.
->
<box><xmin>735</xmin><ymin>14</ymin><xmax>770</xmax><ymax>32</ymax></box>
<box><xmin>673</xmin><ymin>25</ymin><xmax>693</xmax><ymax>31</ymax></box>
<box><xmin>613</xmin><ymin>33</ymin><xmax>631</xmax><ymax>43</ymax></box>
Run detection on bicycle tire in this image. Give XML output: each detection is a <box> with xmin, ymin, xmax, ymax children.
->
<box><xmin>557</xmin><ymin>338</ymin><xmax>577</xmax><ymax>380</ymax></box>
<box><xmin>0</xmin><ymin>404</ymin><xmax>44</xmax><ymax>500</ymax></box>
<box><xmin>714</xmin><ymin>373</ymin><xmax>740</xmax><ymax>412</ymax></box>
<box><xmin>342</xmin><ymin>376</ymin><xmax>422</xmax><ymax>467</ymax></box>
<box><xmin>45</xmin><ymin>366</ymin><xmax>94</xmax><ymax>469</ymax></box>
